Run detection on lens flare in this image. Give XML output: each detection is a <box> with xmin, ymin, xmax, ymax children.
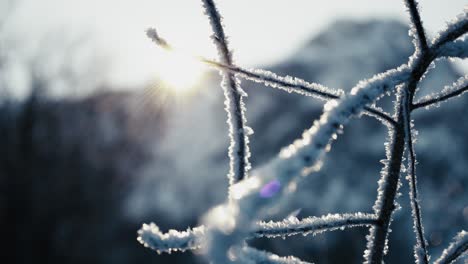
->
<box><xmin>155</xmin><ymin>49</ymin><xmax>205</xmax><ymax>94</ymax></box>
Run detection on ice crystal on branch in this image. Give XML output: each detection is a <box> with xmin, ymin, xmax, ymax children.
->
<box><xmin>433</xmin><ymin>231</ymin><xmax>468</xmax><ymax>264</ymax></box>
<box><xmin>201</xmin><ymin>0</ymin><xmax>251</xmax><ymax>186</ymax></box>
<box><xmin>438</xmin><ymin>38</ymin><xmax>468</xmax><ymax>59</ymax></box>
<box><xmin>137</xmin><ymin>223</ymin><xmax>205</xmax><ymax>254</ymax></box>
<box><xmin>254</xmin><ymin>213</ymin><xmax>377</xmax><ymax>238</ymax></box>
<box><xmin>413</xmin><ymin>75</ymin><xmax>468</xmax><ymax>110</ymax></box>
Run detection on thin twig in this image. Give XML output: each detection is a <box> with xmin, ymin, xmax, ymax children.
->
<box><xmin>432</xmin><ymin>12</ymin><xmax>468</xmax><ymax>49</ymax></box>
<box><xmin>204</xmin><ymin>60</ymin><xmax>397</xmax><ymax>127</ymax></box>
<box><xmin>203</xmin><ymin>60</ymin><xmax>343</xmax><ymax>99</ymax></box>
<box><xmin>437</xmin><ymin>38</ymin><xmax>468</xmax><ymax>59</ymax></box>
<box><xmin>412</xmin><ymin>80</ymin><xmax>468</xmax><ymax>110</ymax></box>
<box><xmin>201</xmin><ymin>0</ymin><xmax>251</xmax><ymax>185</ymax></box>
<box><xmin>402</xmin><ymin>88</ymin><xmax>429</xmax><ymax>264</ymax></box>
<box><xmin>404</xmin><ymin>0</ymin><xmax>429</xmax><ymax>52</ymax></box>
<box><xmin>138</xmin><ymin>213</ymin><xmax>378</xmax><ymax>253</ymax></box>
<box><xmin>433</xmin><ymin>231</ymin><xmax>468</xmax><ymax>264</ymax></box>
<box><xmin>365</xmin><ymin>89</ymin><xmax>406</xmax><ymax>264</ymax></box>
<box><xmin>253</xmin><ymin>213</ymin><xmax>377</xmax><ymax>238</ymax></box>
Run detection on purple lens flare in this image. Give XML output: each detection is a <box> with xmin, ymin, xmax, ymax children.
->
<box><xmin>259</xmin><ymin>180</ymin><xmax>281</xmax><ymax>198</ymax></box>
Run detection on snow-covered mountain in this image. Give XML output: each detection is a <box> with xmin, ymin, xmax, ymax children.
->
<box><xmin>128</xmin><ymin>19</ymin><xmax>467</xmax><ymax>263</ymax></box>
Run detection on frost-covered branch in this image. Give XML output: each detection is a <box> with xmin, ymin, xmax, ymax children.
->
<box><xmin>412</xmin><ymin>76</ymin><xmax>468</xmax><ymax>110</ymax></box>
<box><xmin>408</xmin><ymin>9</ymin><xmax>467</xmax><ymax>100</ymax></box>
<box><xmin>363</xmin><ymin>24</ymin><xmax>459</xmax><ymax>262</ymax></box>
<box><xmin>205</xmin><ymin>20</ymin><xmax>467</xmax><ymax>260</ymax></box>
<box><xmin>433</xmin><ymin>231</ymin><xmax>468</xmax><ymax>264</ymax></box>
<box><xmin>139</xmin><ymin>4</ymin><xmax>468</xmax><ymax>264</ymax></box>
<box><xmin>253</xmin><ymin>213</ymin><xmax>377</xmax><ymax>238</ymax></box>
<box><xmin>364</xmin><ymin>87</ymin><xmax>406</xmax><ymax>264</ymax></box>
<box><xmin>203</xmin><ymin>64</ymin><xmax>411</xmax><ymax>264</ymax></box>
<box><xmin>137</xmin><ymin>223</ymin><xmax>205</xmax><ymax>254</ymax></box>
<box><xmin>364</xmin><ymin>18</ymin><xmax>467</xmax><ymax>262</ymax></box>
<box><xmin>238</xmin><ymin>246</ymin><xmax>312</xmax><ymax>264</ymax></box>
<box><xmin>203</xmin><ymin>60</ymin><xmax>343</xmax><ymax>100</ymax></box>
<box><xmin>137</xmin><ymin>213</ymin><xmax>377</xmax><ymax>255</ymax></box>
<box><xmin>432</xmin><ymin>10</ymin><xmax>468</xmax><ymax>49</ymax></box>
<box><xmin>402</xmin><ymin>89</ymin><xmax>429</xmax><ymax>264</ymax></box>
<box><xmin>404</xmin><ymin>0</ymin><xmax>429</xmax><ymax>51</ymax></box>
<box><xmin>203</xmin><ymin>60</ymin><xmax>397</xmax><ymax>126</ymax></box>
<box><xmin>201</xmin><ymin>0</ymin><xmax>251</xmax><ymax>185</ymax></box>
<box><xmin>438</xmin><ymin>38</ymin><xmax>468</xmax><ymax>59</ymax></box>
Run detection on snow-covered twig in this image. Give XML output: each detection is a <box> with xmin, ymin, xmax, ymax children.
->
<box><xmin>146</xmin><ymin>28</ymin><xmax>170</xmax><ymax>50</ymax></box>
<box><xmin>204</xmin><ymin>64</ymin><xmax>411</xmax><ymax>264</ymax></box>
<box><xmin>432</xmin><ymin>10</ymin><xmax>468</xmax><ymax>49</ymax></box>
<box><xmin>203</xmin><ymin>60</ymin><xmax>343</xmax><ymax>100</ymax></box>
<box><xmin>201</xmin><ymin>0</ymin><xmax>251</xmax><ymax>185</ymax></box>
<box><xmin>253</xmin><ymin>213</ymin><xmax>377</xmax><ymax>238</ymax></box>
<box><xmin>404</xmin><ymin>0</ymin><xmax>429</xmax><ymax>52</ymax></box>
<box><xmin>402</xmin><ymin>88</ymin><xmax>429</xmax><ymax>264</ymax></box>
<box><xmin>412</xmin><ymin>76</ymin><xmax>468</xmax><ymax>110</ymax></box>
<box><xmin>438</xmin><ymin>38</ymin><xmax>468</xmax><ymax>59</ymax></box>
<box><xmin>433</xmin><ymin>231</ymin><xmax>468</xmax><ymax>264</ymax></box>
<box><xmin>203</xmin><ymin>60</ymin><xmax>397</xmax><ymax>126</ymax></box>
<box><xmin>364</xmin><ymin>87</ymin><xmax>406</xmax><ymax>264</ymax></box>
<box><xmin>139</xmin><ymin>3</ymin><xmax>468</xmax><ymax>264</ymax></box>
<box><xmin>137</xmin><ymin>213</ymin><xmax>377</xmax><ymax>255</ymax></box>
<box><xmin>137</xmin><ymin>223</ymin><xmax>205</xmax><ymax>254</ymax></box>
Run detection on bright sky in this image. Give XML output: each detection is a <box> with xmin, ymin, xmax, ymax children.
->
<box><xmin>3</xmin><ymin>0</ymin><xmax>467</xmax><ymax>89</ymax></box>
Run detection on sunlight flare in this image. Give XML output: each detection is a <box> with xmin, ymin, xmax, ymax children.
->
<box><xmin>155</xmin><ymin>49</ymin><xmax>205</xmax><ymax>94</ymax></box>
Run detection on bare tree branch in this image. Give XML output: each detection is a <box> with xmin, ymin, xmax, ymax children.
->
<box><xmin>203</xmin><ymin>60</ymin><xmax>397</xmax><ymax>127</ymax></box>
<box><xmin>140</xmin><ymin>4</ymin><xmax>468</xmax><ymax>264</ymax></box>
<box><xmin>201</xmin><ymin>0</ymin><xmax>251</xmax><ymax>185</ymax></box>
<box><xmin>412</xmin><ymin>76</ymin><xmax>468</xmax><ymax>110</ymax></box>
<box><xmin>438</xmin><ymin>38</ymin><xmax>468</xmax><ymax>59</ymax></box>
<box><xmin>402</xmin><ymin>88</ymin><xmax>429</xmax><ymax>264</ymax></box>
<box><xmin>137</xmin><ymin>213</ymin><xmax>377</xmax><ymax>254</ymax></box>
<box><xmin>432</xmin><ymin>12</ymin><xmax>468</xmax><ymax>49</ymax></box>
<box><xmin>404</xmin><ymin>0</ymin><xmax>429</xmax><ymax>52</ymax></box>
<box><xmin>433</xmin><ymin>231</ymin><xmax>468</xmax><ymax>264</ymax></box>
<box><xmin>253</xmin><ymin>213</ymin><xmax>377</xmax><ymax>238</ymax></box>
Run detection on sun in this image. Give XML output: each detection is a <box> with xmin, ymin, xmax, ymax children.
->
<box><xmin>155</xmin><ymin>49</ymin><xmax>205</xmax><ymax>94</ymax></box>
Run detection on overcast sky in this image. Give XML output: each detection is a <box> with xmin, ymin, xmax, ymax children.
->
<box><xmin>3</xmin><ymin>0</ymin><xmax>467</xmax><ymax>88</ymax></box>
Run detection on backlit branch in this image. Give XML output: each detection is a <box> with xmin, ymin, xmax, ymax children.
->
<box><xmin>137</xmin><ymin>213</ymin><xmax>377</xmax><ymax>254</ymax></box>
<box><xmin>201</xmin><ymin>0</ymin><xmax>251</xmax><ymax>185</ymax></box>
<box><xmin>412</xmin><ymin>76</ymin><xmax>468</xmax><ymax>110</ymax></box>
<box><xmin>139</xmin><ymin>3</ymin><xmax>468</xmax><ymax>264</ymax></box>
<box><xmin>365</xmin><ymin>13</ymin><xmax>467</xmax><ymax>262</ymax></box>
<box><xmin>402</xmin><ymin>88</ymin><xmax>429</xmax><ymax>264</ymax></box>
<box><xmin>438</xmin><ymin>38</ymin><xmax>468</xmax><ymax>59</ymax></box>
<box><xmin>204</xmin><ymin>61</ymin><xmax>397</xmax><ymax>126</ymax></box>
<box><xmin>253</xmin><ymin>213</ymin><xmax>377</xmax><ymax>238</ymax></box>
<box><xmin>433</xmin><ymin>231</ymin><xmax>468</xmax><ymax>264</ymax></box>
<box><xmin>404</xmin><ymin>0</ymin><xmax>429</xmax><ymax>52</ymax></box>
